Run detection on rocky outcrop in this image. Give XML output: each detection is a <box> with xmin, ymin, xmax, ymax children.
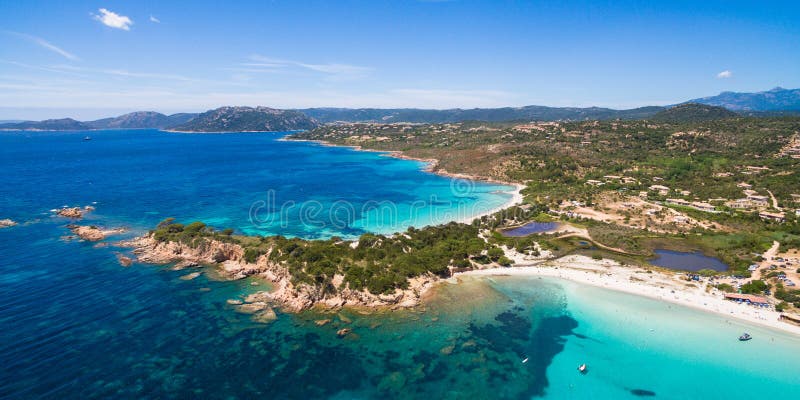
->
<box><xmin>116</xmin><ymin>253</ymin><xmax>133</xmax><ymax>267</ymax></box>
<box><xmin>68</xmin><ymin>225</ymin><xmax>126</xmax><ymax>241</ymax></box>
<box><xmin>55</xmin><ymin>206</ymin><xmax>94</xmax><ymax>219</ymax></box>
<box><xmin>124</xmin><ymin>234</ymin><xmax>438</xmax><ymax>313</ymax></box>
<box><xmin>125</xmin><ymin>235</ymin><xmax>262</xmax><ymax>279</ymax></box>
<box><xmin>0</xmin><ymin>219</ymin><xmax>17</xmax><ymax>228</ymax></box>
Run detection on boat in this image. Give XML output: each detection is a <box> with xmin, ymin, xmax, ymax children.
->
<box><xmin>739</xmin><ymin>333</ymin><xmax>752</xmax><ymax>341</ymax></box>
<box><xmin>521</xmin><ymin>357</ymin><xmax>529</xmax><ymax>364</ymax></box>
<box><xmin>83</xmin><ymin>136</ymin><xmax>91</xmax><ymax>141</ymax></box>
<box><xmin>578</xmin><ymin>363</ymin><xmax>588</xmax><ymax>374</ymax></box>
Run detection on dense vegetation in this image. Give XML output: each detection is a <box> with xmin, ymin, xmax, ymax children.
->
<box><xmin>150</xmin><ymin>217</ymin><xmax>513</xmax><ymax>295</ymax></box>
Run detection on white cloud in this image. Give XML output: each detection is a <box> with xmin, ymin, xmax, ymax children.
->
<box><xmin>246</xmin><ymin>55</ymin><xmax>372</xmax><ymax>80</ymax></box>
<box><xmin>149</xmin><ymin>15</ymin><xmax>160</xmax><ymax>23</ymax></box>
<box><xmin>51</xmin><ymin>64</ymin><xmax>193</xmax><ymax>81</ymax></box>
<box><xmin>717</xmin><ymin>70</ymin><xmax>733</xmax><ymax>79</ymax></box>
<box><xmin>92</xmin><ymin>8</ymin><xmax>133</xmax><ymax>31</ymax></box>
<box><xmin>5</xmin><ymin>32</ymin><xmax>79</xmax><ymax>61</ymax></box>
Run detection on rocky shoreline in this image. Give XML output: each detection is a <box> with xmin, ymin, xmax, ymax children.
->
<box><xmin>122</xmin><ymin>234</ymin><xmax>436</xmax><ymax>313</ymax></box>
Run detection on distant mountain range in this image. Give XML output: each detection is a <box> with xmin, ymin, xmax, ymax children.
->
<box><xmin>298</xmin><ymin>106</ymin><xmax>665</xmax><ymax>124</ymax></box>
<box><xmin>1</xmin><ymin>87</ymin><xmax>798</xmax><ymax>131</ymax></box>
<box><xmin>0</xmin><ymin>107</ymin><xmax>317</xmax><ymax>132</ymax></box>
<box><xmin>685</xmin><ymin>87</ymin><xmax>800</xmax><ymax>112</ymax></box>
<box><xmin>86</xmin><ymin>111</ymin><xmax>197</xmax><ymax>130</ymax></box>
<box><xmin>0</xmin><ymin>112</ymin><xmax>199</xmax><ymax>131</ymax></box>
<box><xmin>302</xmin><ymin>87</ymin><xmax>799</xmax><ymax>123</ymax></box>
<box><xmin>1</xmin><ymin>118</ymin><xmax>92</xmax><ymax>131</ymax></box>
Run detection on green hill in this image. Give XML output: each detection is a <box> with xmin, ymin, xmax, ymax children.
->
<box><xmin>0</xmin><ymin>118</ymin><xmax>91</xmax><ymax>131</ymax></box>
<box><xmin>86</xmin><ymin>111</ymin><xmax>198</xmax><ymax>129</ymax></box>
<box><xmin>650</xmin><ymin>103</ymin><xmax>738</xmax><ymax>123</ymax></box>
<box><xmin>169</xmin><ymin>106</ymin><xmax>318</xmax><ymax>132</ymax></box>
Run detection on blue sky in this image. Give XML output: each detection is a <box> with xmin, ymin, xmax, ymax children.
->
<box><xmin>1</xmin><ymin>0</ymin><xmax>798</xmax><ymax>119</ymax></box>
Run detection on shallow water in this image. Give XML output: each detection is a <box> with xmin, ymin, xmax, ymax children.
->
<box><xmin>649</xmin><ymin>249</ymin><xmax>729</xmax><ymax>272</ymax></box>
<box><xmin>1</xmin><ymin>130</ymin><xmax>799</xmax><ymax>399</ymax></box>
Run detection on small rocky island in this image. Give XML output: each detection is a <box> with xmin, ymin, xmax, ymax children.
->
<box><xmin>55</xmin><ymin>205</ymin><xmax>95</xmax><ymax>219</ymax></box>
<box><xmin>68</xmin><ymin>225</ymin><xmax>127</xmax><ymax>241</ymax></box>
<box><xmin>124</xmin><ymin>215</ymin><xmax>526</xmax><ymax>312</ymax></box>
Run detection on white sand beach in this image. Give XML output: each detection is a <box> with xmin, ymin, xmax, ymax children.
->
<box><xmin>456</xmin><ymin>182</ymin><xmax>525</xmax><ymax>225</ymax></box>
<box><xmin>456</xmin><ymin>255</ymin><xmax>800</xmax><ymax>336</ymax></box>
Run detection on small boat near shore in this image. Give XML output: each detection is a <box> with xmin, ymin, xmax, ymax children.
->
<box><xmin>578</xmin><ymin>363</ymin><xmax>588</xmax><ymax>374</ymax></box>
<box><xmin>739</xmin><ymin>333</ymin><xmax>752</xmax><ymax>341</ymax></box>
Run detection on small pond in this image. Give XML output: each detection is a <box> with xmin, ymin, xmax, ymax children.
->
<box><xmin>649</xmin><ymin>249</ymin><xmax>729</xmax><ymax>272</ymax></box>
<box><xmin>501</xmin><ymin>221</ymin><xmax>559</xmax><ymax>237</ymax></box>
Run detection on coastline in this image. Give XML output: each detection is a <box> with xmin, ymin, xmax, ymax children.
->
<box><xmin>165</xmin><ymin>129</ymin><xmax>305</xmax><ymax>134</ymax></box>
<box><xmin>123</xmin><ymin>234</ymin><xmax>434</xmax><ymax>313</ymax></box>
<box><xmin>456</xmin><ymin>255</ymin><xmax>800</xmax><ymax>336</ymax></box>
<box><xmin>284</xmin><ymin>136</ymin><xmax>526</xmax><ymax>225</ymax></box>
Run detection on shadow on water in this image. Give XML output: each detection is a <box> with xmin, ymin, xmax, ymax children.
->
<box><xmin>468</xmin><ymin>310</ymin><xmax>579</xmax><ymax>399</ymax></box>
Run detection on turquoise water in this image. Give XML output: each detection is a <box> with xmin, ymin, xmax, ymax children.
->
<box><xmin>0</xmin><ymin>130</ymin><xmax>513</xmax><ymax>239</ymax></box>
<box><xmin>1</xmin><ymin>130</ymin><xmax>799</xmax><ymax>399</ymax></box>
<box><xmin>551</xmin><ymin>278</ymin><xmax>800</xmax><ymax>398</ymax></box>
<box><xmin>650</xmin><ymin>249</ymin><xmax>729</xmax><ymax>272</ymax></box>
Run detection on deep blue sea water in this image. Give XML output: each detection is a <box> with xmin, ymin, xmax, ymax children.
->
<box><xmin>1</xmin><ymin>130</ymin><xmax>799</xmax><ymax>399</ymax></box>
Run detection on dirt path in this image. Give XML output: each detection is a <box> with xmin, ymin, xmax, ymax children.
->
<box><xmin>753</xmin><ymin>241</ymin><xmax>781</xmax><ymax>279</ymax></box>
<box><xmin>767</xmin><ymin>190</ymin><xmax>781</xmax><ymax>210</ymax></box>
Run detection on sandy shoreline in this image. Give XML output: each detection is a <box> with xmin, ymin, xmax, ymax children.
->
<box><xmin>284</xmin><ymin>136</ymin><xmax>526</xmax><ymax>225</ymax></box>
<box><xmin>456</xmin><ymin>255</ymin><xmax>800</xmax><ymax>336</ymax></box>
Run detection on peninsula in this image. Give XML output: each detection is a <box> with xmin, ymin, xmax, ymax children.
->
<box><xmin>126</xmin><ymin>104</ymin><xmax>800</xmax><ymax>333</ymax></box>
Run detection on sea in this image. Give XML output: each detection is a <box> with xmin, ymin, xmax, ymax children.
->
<box><xmin>1</xmin><ymin>129</ymin><xmax>799</xmax><ymax>399</ymax></box>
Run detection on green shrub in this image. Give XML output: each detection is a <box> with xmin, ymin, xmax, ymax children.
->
<box><xmin>697</xmin><ymin>269</ymin><xmax>717</xmax><ymax>277</ymax></box>
<box><xmin>715</xmin><ymin>283</ymin><xmax>734</xmax><ymax>293</ymax></box>
<box><xmin>244</xmin><ymin>248</ymin><xmax>262</xmax><ymax>263</ymax></box>
<box><xmin>487</xmin><ymin>247</ymin><xmax>504</xmax><ymax>261</ymax></box>
<box><xmin>740</xmin><ymin>280</ymin><xmax>768</xmax><ymax>294</ymax></box>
